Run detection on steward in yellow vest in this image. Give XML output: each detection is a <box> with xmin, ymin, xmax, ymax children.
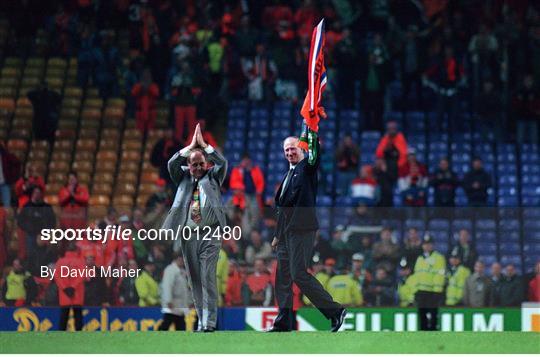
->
<box><xmin>445</xmin><ymin>253</ymin><xmax>471</xmax><ymax>306</ymax></box>
<box><xmin>413</xmin><ymin>234</ymin><xmax>446</xmax><ymax>331</ymax></box>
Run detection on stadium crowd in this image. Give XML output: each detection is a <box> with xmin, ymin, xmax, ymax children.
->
<box><xmin>1</xmin><ymin>0</ymin><xmax>540</xmax><ymax>320</ymax></box>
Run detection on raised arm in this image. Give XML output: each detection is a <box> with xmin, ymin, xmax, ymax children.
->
<box><xmin>195</xmin><ymin>124</ymin><xmax>228</xmax><ymax>185</ymax></box>
<box><xmin>168</xmin><ymin>126</ymin><xmax>198</xmax><ymax>185</ymax></box>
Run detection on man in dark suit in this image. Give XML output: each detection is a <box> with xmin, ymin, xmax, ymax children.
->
<box><xmin>269</xmin><ymin>135</ymin><xmax>346</xmax><ymax>332</ymax></box>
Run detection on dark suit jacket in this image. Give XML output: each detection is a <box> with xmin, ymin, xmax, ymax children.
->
<box><xmin>274</xmin><ymin>142</ymin><xmax>320</xmax><ymax>239</ymax></box>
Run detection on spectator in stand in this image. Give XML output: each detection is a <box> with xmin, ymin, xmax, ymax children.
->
<box><xmin>146</xmin><ymin>243</ymin><xmax>167</xmax><ymax>279</ymax></box>
<box><xmin>373</xmin><ymin>158</ymin><xmax>394</xmax><ymax>207</ymax></box>
<box><xmin>423</xmin><ymin>45</ymin><xmax>465</xmax><ymax>133</ymax></box>
<box><xmin>463</xmin><ymin>261</ymin><xmax>494</xmax><ymax>307</ymax></box>
<box><xmin>225</xmin><ymin>260</ymin><xmax>245</xmax><ymax>306</ymax></box>
<box><xmin>512</xmin><ymin>73</ymin><xmax>540</xmax><ymax>144</ymax></box>
<box><xmin>398</xmin><ymin>149</ymin><xmax>428</xmax><ymax>206</ymax></box>
<box><xmin>490</xmin><ymin>262</ymin><xmax>503</xmax><ymax>305</ymax></box>
<box><xmin>468</xmin><ymin>24</ymin><xmax>499</xmax><ymax>96</ymax></box>
<box><xmin>131</xmin><ymin>69</ymin><xmax>160</xmax><ymax>134</ymax></box>
<box><xmin>375</xmin><ymin>121</ymin><xmax>408</xmax><ymax>184</ymax></box>
<box><xmin>99</xmin><ymin>207</ymin><xmax>118</xmax><ymax>228</ymax></box>
<box><xmin>400</xmin><ymin>25</ymin><xmax>424</xmax><ymax>110</ymax></box>
<box><xmin>528</xmin><ymin>262</ymin><xmax>540</xmax><ymax>302</ymax></box>
<box><xmin>150</xmin><ymin>128</ymin><xmax>182</xmax><ymax>185</ymax></box>
<box><xmin>28</xmin><ymin>233</ymin><xmax>58</xmax><ymax>277</ymax></box>
<box><xmin>58</xmin><ymin>171</ymin><xmax>89</xmax><ymax>230</ymax></box>
<box><xmin>326</xmin><ymin>267</ymin><xmax>363</xmax><ymax>307</ymax></box>
<box><xmin>229</xmin><ymin>153</ymin><xmax>265</xmax><ymax>234</ymax></box>
<box><xmin>135</xmin><ymin>260</ymin><xmax>159</xmax><ymax>307</ymax></box>
<box><xmin>241</xmin><ymin>43</ymin><xmax>277</xmax><ymax>102</ymax></box>
<box><xmin>243</xmin><ymin>258</ymin><xmax>272</xmax><ymax>306</ymax></box>
<box><xmin>350</xmin><ymin>253</ymin><xmax>372</xmax><ymax>291</ymax></box>
<box><xmin>500</xmin><ymin>264</ymin><xmax>524</xmax><ymax>307</ymax></box>
<box><xmin>0</xmin><ymin>142</ymin><xmax>21</xmax><ymax>208</ymax></box>
<box><xmin>365</xmin><ymin>267</ymin><xmax>395</xmax><ymax>307</ymax></box>
<box><xmin>17</xmin><ymin>186</ymin><xmax>56</xmax><ymax>260</ymax></box>
<box><xmin>27</xmin><ymin>81</ymin><xmax>61</xmax><ymax>142</ymax></box>
<box><xmin>144</xmin><ymin>179</ymin><xmax>170</xmax><ymax>231</ymax></box>
<box><xmin>244</xmin><ymin>230</ymin><xmax>272</xmax><ymax>266</ymax></box>
<box><xmin>361</xmin><ymin>33</ymin><xmax>391</xmax><ymax>132</ymax></box>
<box><xmin>401</xmin><ymin>228</ymin><xmax>423</xmax><ymax>269</ymax></box>
<box><xmin>92</xmin><ymin>31</ymin><xmax>120</xmax><ymax>99</ymax></box>
<box><xmin>430</xmin><ymin>157</ymin><xmax>459</xmax><ymax>207</ymax></box>
<box><xmin>15</xmin><ymin>163</ymin><xmax>45</xmax><ymax>209</ymax></box>
<box><xmin>104</xmin><ymin>215</ymin><xmax>135</xmax><ymax>268</ymax></box>
<box><xmin>117</xmin><ymin>259</ymin><xmax>139</xmax><ymax>306</ymax></box>
<box><xmin>84</xmin><ymin>254</ymin><xmax>109</xmax><ymax>306</ymax></box>
<box><xmin>330</xmin><ymin>226</ymin><xmax>353</xmax><ymax>270</ymax></box>
<box><xmin>445</xmin><ymin>252</ymin><xmax>471</xmax><ymax>306</ymax></box>
<box><xmin>55</xmin><ymin>243</ymin><xmax>85</xmax><ymax>331</ymax></box>
<box><xmin>336</xmin><ymin>135</ymin><xmax>360</xmax><ymax>195</ymax></box>
<box><xmin>463</xmin><ymin>158</ymin><xmax>491</xmax><ymax>207</ymax></box>
<box><xmin>372</xmin><ymin>227</ymin><xmax>400</xmax><ymax>273</ymax></box>
<box><xmin>333</xmin><ymin>28</ymin><xmax>358</xmax><ymax>109</ymax></box>
<box><xmin>170</xmin><ymin>60</ymin><xmax>199</xmax><ymax>142</ymax></box>
<box><xmin>217</xmin><ymin>249</ymin><xmax>229</xmax><ymax>307</ymax></box>
<box><xmin>1</xmin><ymin>258</ymin><xmax>35</xmax><ymax>306</ymax></box>
<box><xmin>350</xmin><ymin>165</ymin><xmax>378</xmax><ymax>206</ymax></box>
<box><xmin>159</xmin><ymin>254</ymin><xmax>192</xmax><ymax>331</ymax></box>
<box><xmin>449</xmin><ymin>229</ymin><xmax>478</xmax><ymax>271</ymax></box>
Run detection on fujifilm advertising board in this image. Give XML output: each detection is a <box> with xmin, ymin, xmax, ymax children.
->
<box><xmin>245</xmin><ymin>306</ymin><xmax>539</xmax><ymax>332</ymax></box>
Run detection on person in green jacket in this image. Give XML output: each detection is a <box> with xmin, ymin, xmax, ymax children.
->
<box><xmin>216</xmin><ymin>249</ymin><xmax>229</xmax><ymax>306</ymax></box>
<box><xmin>445</xmin><ymin>252</ymin><xmax>471</xmax><ymax>306</ymax></box>
<box><xmin>414</xmin><ymin>234</ymin><xmax>446</xmax><ymax>330</ymax></box>
<box><xmin>136</xmin><ymin>261</ymin><xmax>159</xmax><ymax>307</ymax></box>
<box><xmin>2</xmin><ymin>259</ymin><xmax>35</xmax><ymax>306</ymax></box>
<box><xmin>326</xmin><ymin>269</ymin><xmax>363</xmax><ymax>307</ymax></box>
<box><xmin>397</xmin><ymin>259</ymin><xmax>418</xmax><ymax>307</ymax></box>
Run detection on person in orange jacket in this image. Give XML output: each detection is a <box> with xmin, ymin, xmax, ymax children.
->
<box><xmin>132</xmin><ymin>69</ymin><xmax>160</xmax><ymax>134</ymax></box>
<box><xmin>14</xmin><ymin>163</ymin><xmax>45</xmax><ymax>209</ymax></box>
<box><xmin>58</xmin><ymin>171</ymin><xmax>89</xmax><ymax>230</ymax></box>
<box><xmin>229</xmin><ymin>153</ymin><xmax>265</xmax><ymax>234</ymax></box>
<box><xmin>55</xmin><ymin>243</ymin><xmax>86</xmax><ymax>331</ymax></box>
<box><xmin>375</xmin><ymin>121</ymin><xmax>408</xmax><ymax>184</ymax></box>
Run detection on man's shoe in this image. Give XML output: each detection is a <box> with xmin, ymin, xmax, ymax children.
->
<box><xmin>203</xmin><ymin>327</ymin><xmax>216</xmax><ymax>333</ymax></box>
<box><xmin>266</xmin><ymin>326</ymin><xmax>291</xmax><ymax>332</ymax></box>
<box><xmin>330</xmin><ymin>308</ymin><xmax>347</xmax><ymax>332</ymax></box>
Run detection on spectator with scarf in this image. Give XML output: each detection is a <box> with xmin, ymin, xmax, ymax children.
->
<box><xmin>350</xmin><ymin>165</ymin><xmax>378</xmax><ymax>206</ymax></box>
<box><xmin>398</xmin><ymin>149</ymin><xmax>428</xmax><ymax>206</ymax></box>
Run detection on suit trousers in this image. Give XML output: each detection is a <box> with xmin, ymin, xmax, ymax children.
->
<box><xmin>273</xmin><ymin>229</ymin><xmax>341</xmax><ymax>330</ymax></box>
<box><xmin>180</xmin><ymin>232</ymin><xmax>221</xmax><ymax>330</ymax></box>
<box><xmin>59</xmin><ymin>306</ymin><xmax>83</xmax><ymax>331</ymax></box>
<box><xmin>415</xmin><ymin>291</ymin><xmax>442</xmax><ymax>331</ymax></box>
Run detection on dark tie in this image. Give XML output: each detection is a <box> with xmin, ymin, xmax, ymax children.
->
<box><xmin>280</xmin><ymin>168</ymin><xmax>294</xmax><ymax>199</ymax></box>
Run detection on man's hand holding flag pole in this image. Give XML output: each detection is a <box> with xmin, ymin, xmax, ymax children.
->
<box><xmin>298</xmin><ymin>18</ymin><xmax>328</xmax><ymax>165</ymax></box>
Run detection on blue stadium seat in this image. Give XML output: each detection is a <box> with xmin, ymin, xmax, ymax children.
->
<box><xmin>477</xmin><ymin>243</ymin><xmax>498</xmax><ymax>254</ymax></box>
<box><xmin>476</xmin><ymin>231</ymin><xmax>497</xmax><ymax>242</ymax></box>
<box><xmin>499</xmin><ymin>243</ymin><xmax>521</xmax><ymax>254</ymax></box>
<box><xmin>523</xmin><ymin>243</ymin><xmax>540</xmax><ymax>254</ymax></box>
<box><xmin>481</xmin><ymin>255</ymin><xmax>498</xmax><ymax>266</ymax></box>
<box><xmin>476</xmin><ymin>219</ymin><xmax>496</xmax><ymax>230</ymax></box>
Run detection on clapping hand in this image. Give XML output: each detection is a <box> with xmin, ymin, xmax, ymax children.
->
<box><xmin>195</xmin><ymin>124</ymin><xmax>208</xmax><ymax>149</ymax></box>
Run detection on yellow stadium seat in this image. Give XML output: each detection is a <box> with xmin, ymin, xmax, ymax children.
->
<box><xmin>93</xmin><ymin>172</ymin><xmax>115</xmax><ymax>184</ymax></box>
<box><xmin>95</xmin><ymin>161</ymin><xmax>117</xmax><ymax>173</ymax></box>
<box><xmin>48</xmin><ymin>57</ymin><xmax>67</xmax><ymax>68</ymax></box>
<box><xmin>84</xmin><ymin>98</ymin><xmax>103</xmax><ymax>108</ymax></box>
<box><xmin>117</xmin><ymin>172</ymin><xmax>138</xmax><ymax>184</ymax></box>
<box><xmin>26</xmin><ymin>57</ymin><xmax>45</xmax><ymax>68</ymax></box>
<box><xmin>106</xmin><ymin>98</ymin><xmax>126</xmax><ymax>108</ymax></box>
<box><xmin>53</xmin><ymin>140</ymin><xmax>74</xmax><ymax>151</ymax></box>
<box><xmin>101</xmin><ymin>128</ymin><xmax>120</xmax><ymax>140</ymax></box>
<box><xmin>92</xmin><ymin>183</ymin><xmax>113</xmax><ymax>195</ymax></box>
<box><xmin>81</xmin><ymin>107</ymin><xmax>101</xmax><ymax>121</ymax></box>
<box><xmin>98</xmin><ymin>139</ymin><xmax>119</xmax><ymax>151</ymax></box>
<box><xmin>78</xmin><ymin>128</ymin><xmax>98</xmax><ymax>139</ymax></box>
<box><xmin>76</xmin><ymin>139</ymin><xmax>97</xmax><ymax>152</ymax></box>
<box><xmin>50</xmin><ymin>151</ymin><xmax>72</xmax><ymax>162</ymax></box>
<box><xmin>119</xmin><ymin>161</ymin><xmax>139</xmax><ymax>173</ymax></box>
<box><xmin>49</xmin><ymin>161</ymin><xmax>70</xmax><ymax>172</ymax></box>
<box><xmin>74</xmin><ymin>151</ymin><xmax>95</xmax><ymax>162</ymax></box>
<box><xmin>28</xmin><ymin>150</ymin><xmax>48</xmax><ymax>161</ymax></box>
<box><xmin>64</xmin><ymin>86</ymin><xmax>82</xmax><ymax>98</ymax></box>
<box><xmin>121</xmin><ymin>150</ymin><xmax>141</xmax><ymax>161</ymax></box>
<box><xmin>44</xmin><ymin>195</ymin><xmax>59</xmax><ymax>206</ymax></box>
<box><xmin>72</xmin><ymin>161</ymin><xmax>94</xmax><ymax>174</ymax></box>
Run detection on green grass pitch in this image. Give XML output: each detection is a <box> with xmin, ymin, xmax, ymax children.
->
<box><xmin>1</xmin><ymin>331</ymin><xmax>539</xmax><ymax>353</ymax></box>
